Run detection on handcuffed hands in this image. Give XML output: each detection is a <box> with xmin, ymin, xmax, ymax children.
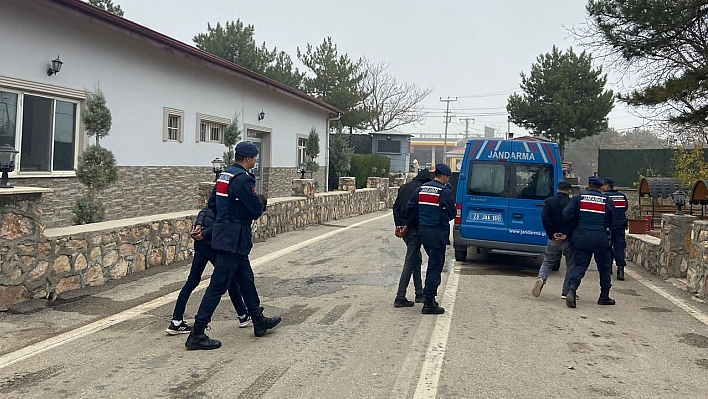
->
<box><xmin>395</xmin><ymin>226</ymin><xmax>408</xmax><ymax>238</ymax></box>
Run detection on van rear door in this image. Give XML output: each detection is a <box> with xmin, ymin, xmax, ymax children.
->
<box><xmin>507</xmin><ymin>141</ymin><xmax>556</xmax><ymax>246</ymax></box>
<box><xmin>458</xmin><ymin>160</ymin><xmax>509</xmax><ymax>244</ymax></box>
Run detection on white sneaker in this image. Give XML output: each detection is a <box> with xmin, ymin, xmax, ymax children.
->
<box><xmin>532</xmin><ymin>278</ymin><xmax>545</xmax><ymax>297</ymax></box>
<box><xmin>238</xmin><ymin>314</ymin><xmax>252</xmax><ymax>328</ymax></box>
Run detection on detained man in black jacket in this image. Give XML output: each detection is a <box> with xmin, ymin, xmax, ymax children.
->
<box><xmin>532</xmin><ymin>181</ymin><xmax>576</xmax><ymax>299</ymax></box>
<box><xmin>391</xmin><ymin>169</ymin><xmax>432</xmax><ymax>307</ymax></box>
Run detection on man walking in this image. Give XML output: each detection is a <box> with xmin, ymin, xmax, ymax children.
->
<box><xmin>185</xmin><ymin>142</ymin><xmax>281</xmax><ymax>350</ymax></box>
<box><xmin>392</xmin><ymin>168</ymin><xmax>432</xmax><ymax>307</ymax></box>
<box><xmin>405</xmin><ymin>163</ymin><xmax>456</xmax><ymax>315</ymax></box>
<box><xmin>532</xmin><ymin>181</ymin><xmax>576</xmax><ymax>299</ymax></box>
<box><xmin>602</xmin><ymin>177</ymin><xmax>628</xmax><ymax>280</ymax></box>
<box><xmin>562</xmin><ymin>176</ymin><xmax>617</xmax><ymax>309</ymax></box>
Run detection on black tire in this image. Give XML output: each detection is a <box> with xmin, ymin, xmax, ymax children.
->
<box><xmin>454</xmin><ymin>247</ymin><xmax>467</xmax><ymax>261</ymax></box>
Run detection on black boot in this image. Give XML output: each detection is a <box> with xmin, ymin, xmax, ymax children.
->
<box><xmin>616</xmin><ymin>265</ymin><xmax>625</xmax><ymax>281</ymax></box>
<box><xmin>421</xmin><ymin>297</ymin><xmax>445</xmax><ymax>314</ymax></box>
<box><xmin>597</xmin><ymin>288</ymin><xmax>616</xmax><ymax>305</ymax></box>
<box><xmin>252</xmin><ymin>308</ymin><xmax>281</xmax><ymax>337</ymax></box>
<box><xmin>185</xmin><ymin>323</ymin><xmax>221</xmax><ymax>350</ymax></box>
<box><xmin>565</xmin><ymin>288</ymin><xmax>577</xmax><ymax>308</ymax></box>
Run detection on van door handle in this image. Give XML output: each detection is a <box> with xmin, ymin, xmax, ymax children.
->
<box><xmin>536</xmin><ymin>203</ymin><xmax>545</xmax><ymax>207</ymax></box>
<box><xmin>513</xmin><ymin>213</ymin><xmax>522</xmax><ymax>219</ymax></box>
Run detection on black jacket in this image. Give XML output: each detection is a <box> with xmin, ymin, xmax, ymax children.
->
<box><xmin>392</xmin><ymin>170</ymin><xmax>432</xmax><ymax>228</ymax></box>
<box><xmin>194</xmin><ymin>207</ymin><xmax>216</xmax><ymax>243</ymax></box>
<box><xmin>542</xmin><ymin>192</ymin><xmax>574</xmax><ymax>239</ymax></box>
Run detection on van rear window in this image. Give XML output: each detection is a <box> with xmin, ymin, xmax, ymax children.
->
<box><xmin>467</xmin><ymin>163</ymin><xmax>507</xmax><ymax>197</ymax></box>
<box><xmin>512</xmin><ymin>163</ymin><xmax>554</xmax><ymax>200</ymax></box>
<box><xmin>466</xmin><ymin>161</ymin><xmax>554</xmax><ymax>200</ymax></box>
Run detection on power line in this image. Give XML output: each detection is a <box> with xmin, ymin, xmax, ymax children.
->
<box><xmin>440</xmin><ymin>97</ymin><xmax>458</xmax><ymax>160</ymax></box>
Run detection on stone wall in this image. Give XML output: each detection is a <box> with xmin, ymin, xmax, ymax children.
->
<box><xmin>17</xmin><ymin>166</ymin><xmax>213</xmax><ymax>228</ymax></box>
<box><xmin>626</xmin><ymin>214</ymin><xmax>706</xmax><ymax>299</ymax></box>
<box><xmin>265</xmin><ymin>167</ymin><xmax>326</xmax><ymax>198</ymax></box>
<box><xmin>0</xmin><ymin>182</ymin><xmax>398</xmax><ymax>310</ymax></box>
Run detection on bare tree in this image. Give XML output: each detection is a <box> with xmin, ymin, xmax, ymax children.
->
<box><xmin>361</xmin><ymin>60</ymin><xmax>433</xmax><ymax>131</ymax></box>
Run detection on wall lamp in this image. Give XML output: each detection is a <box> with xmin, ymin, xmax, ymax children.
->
<box><xmin>47</xmin><ymin>55</ymin><xmax>63</xmax><ymax>76</ymax></box>
<box><xmin>258</xmin><ymin>110</ymin><xmax>265</xmax><ymax>121</ymax></box>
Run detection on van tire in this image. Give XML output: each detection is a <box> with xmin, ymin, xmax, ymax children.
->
<box><xmin>454</xmin><ymin>248</ymin><xmax>467</xmax><ymax>262</ymax></box>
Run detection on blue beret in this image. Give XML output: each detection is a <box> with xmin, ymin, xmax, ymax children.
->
<box><xmin>603</xmin><ymin>177</ymin><xmax>614</xmax><ymax>185</ymax></box>
<box><xmin>235</xmin><ymin>141</ymin><xmax>259</xmax><ymax>157</ymax></box>
<box><xmin>434</xmin><ymin>163</ymin><xmax>452</xmax><ymax>176</ymax></box>
<box><xmin>588</xmin><ymin>176</ymin><xmax>603</xmax><ymax>186</ymax></box>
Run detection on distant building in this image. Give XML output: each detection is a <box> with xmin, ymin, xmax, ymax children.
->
<box><xmin>369</xmin><ymin>130</ymin><xmax>412</xmax><ymax>173</ymax></box>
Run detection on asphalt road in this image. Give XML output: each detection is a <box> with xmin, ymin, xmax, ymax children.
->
<box><xmin>0</xmin><ymin>211</ymin><xmax>707</xmax><ymax>399</ymax></box>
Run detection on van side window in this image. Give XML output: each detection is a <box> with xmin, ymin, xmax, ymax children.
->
<box><xmin>468</xmin><ymin>162</ymin><xmax>507</xmax><ymax>197</ymax></box>
<box><xmin>512</xmin><ymin>163</ymin><xmax>554</xmax><ymax>200</ymax></box>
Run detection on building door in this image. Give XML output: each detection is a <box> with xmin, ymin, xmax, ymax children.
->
<box><xmin>247</xmin><ymin>129</ymin><xmax>267</xmax><ymax>193</ymax></box>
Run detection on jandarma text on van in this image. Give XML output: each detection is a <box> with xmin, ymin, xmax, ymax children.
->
<box><xmin>508</xmin><ymin>229</ymin><xmax>546</xmax><ymax>236</ymax></box>
<box><xmin>486</xmin><ymin>151</ymin><xmax>536</xmax><ymax>160</ymax></box>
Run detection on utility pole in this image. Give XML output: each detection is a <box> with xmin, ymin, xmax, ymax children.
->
<box><xmin>440</xmin><ymin>97</ymin><xmax>457</xmax><ymax>165</ymax></box>
<box><xmin>460</xmin><ymin>117</ymin><xmax>475</xmax><ymax>141</ymax></box>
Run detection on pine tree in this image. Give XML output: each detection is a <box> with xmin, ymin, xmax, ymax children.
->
<box><xmin>87</xmin><ymin>0</ymin><xmax>124</xmax><ymax>17</ymax></box>
<box><xmin>305</xmin><ymin>127</ymin><xmax>320</xmax><ymax>172</ymax></box>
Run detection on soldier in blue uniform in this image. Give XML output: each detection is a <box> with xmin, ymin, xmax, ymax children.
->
<box><xmin>562</xmin><ymin>176</ymin><xmax>617</xmax><ymax>308</ymax></box>
<box><xmin>405</xmin><ymin>163</ymin><xmax>456</xmax><ymax>314</ymax></box>
<box><xmin>185</xmin><ymin>142</ymin><xmax>281</xmax><ymax>350</ymax></box>
<box><xmin>602</xmin><ymin>177</ymin><xmax>628</xmax><ymax>280</ymax></box>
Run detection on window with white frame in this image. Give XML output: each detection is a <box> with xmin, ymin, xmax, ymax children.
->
<box><xmin>163</xmin><ymin>107</ymin><xmax>184</xmax><ymax>142</ymax></box>
<box><xmin>297</xmin><ymin>136</ymin><xmax>308</xmax><ymax>166</ymax></box>
<box><xmin>196</xmin><ymin>113</ymin><xmax>230</xmax><ymax>144</ymax></box>
<box><xmin>0</xmin><ymin>89</ymin><xmax>78</xmax><ymax>174</ymax></box>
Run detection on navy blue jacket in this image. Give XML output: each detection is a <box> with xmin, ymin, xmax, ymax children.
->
<box><xmin>604</xmin><ymin>188</ymin><xmax>628</xmax><ymax>229</ymax></box>
<box><xmin>563</xmin><ymin>188</ymin><xmax>616</xmax><ymax>250</ymax></box>
<box><xmin>210</xmin><ymin>163</ymin><xmax>263</xmax><ymax>255</ymax></box>
<box><xmin>541</xmin><ymin>192</ymin><xmax>573</xmax><ymax>240</ymax></box>
<box><xmin>405</xmin><ymin>180</ymin><xmax>456</xmax><ymax>247</ymax></box>
<box><xmin>392</xmin><ymin>172</ymin><xmax>432</xmax><ymax>228</ymax></box>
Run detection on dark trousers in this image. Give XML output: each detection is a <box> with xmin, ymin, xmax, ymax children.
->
<box><xmin>194</xmin><ymin>250</ymin><xmax>261</xmax><ymax>326</ymax></box>
<box><xmin>172</xmin><ymin>242</ymin><xmax>247</xmax><ymax>321</ymax></box>
<box><xmin>568</xmin><ymin>247</ymin><xmax>613</xmax><ymax>292</ymax></box>
<box><xmin>422</xmin><ymin>244</ymin><xmax>446</xmax><ymax>298</ymax></box>
<box><xmin>396</xmin><ymin>228</ymin><xmax>424</xmax><ymax>300</ymax></box>
<box><xmin>610</xmin><ymin>228</ymin><xmax>627</xmax><ymax>267</ymax></box>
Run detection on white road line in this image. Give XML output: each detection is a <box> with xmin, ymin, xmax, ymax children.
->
<box><xmin>0</xmin><ymin>212</ymin><xmax>392</xmax><ymax>371</ymax></box>
<box><xmin>413</xmin><ymin>266</ymin><xmax>460</xmax><ymax>399</ymax></box>
<box><xmin>625</xmin><ymin>268</ymin><xmax>708</xmax><ymax>326</ymax></box>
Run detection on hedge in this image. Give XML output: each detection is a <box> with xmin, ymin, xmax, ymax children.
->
<box><xmin>350</xmin><ymin>154</ymin><xmax>391</xmax><ymax>189</ymax></box>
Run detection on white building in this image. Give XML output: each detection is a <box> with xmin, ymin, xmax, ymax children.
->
<box><xmin>0</xmin><ymin>0</ymin><xmax>341</xmax><ymax>227</ymax></box>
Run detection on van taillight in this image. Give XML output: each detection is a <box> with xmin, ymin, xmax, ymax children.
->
<box><xmin>454</xmin><ymin>203</ymin><xmax>461</xmax><ymax>225</ymax></box>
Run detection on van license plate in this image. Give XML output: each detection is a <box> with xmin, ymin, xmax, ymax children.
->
<box><xmin>470</xmin><ymin>212</ymin><xmax>502</xmax><ymax>222</ymax></box>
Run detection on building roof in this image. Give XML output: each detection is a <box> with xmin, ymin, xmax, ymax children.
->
<box><xmin>369</xmin><ymin>129</ymin><xmax>412</xmax><ymax>137</ymax></box>
<box><xmin>46</xmin><ymin>0</ymin><xmax>343</xmax><ymax>114</ymax></box>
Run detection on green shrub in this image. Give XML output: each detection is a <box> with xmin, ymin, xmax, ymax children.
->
<box><xmin>75</xmin><ymin>145</ymin><xmax>119</xmax><ymax>190</ymax></box>
<box><xmin>72</xmin><ymin>195</ymin><xmax>106</xmax><ymax>225</ymax></box>
<box><xmin>350</xmin><ymin>154</ymin><xmax>391</xmax><ymax>188</ymax></box>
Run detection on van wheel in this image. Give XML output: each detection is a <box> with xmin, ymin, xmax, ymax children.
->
<box><xmin>454</xmin><ymin>248</ymin><xmax>467</xmax><ymax>261</ymax></box>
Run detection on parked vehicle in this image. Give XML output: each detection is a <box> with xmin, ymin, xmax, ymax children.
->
<box><xmin>453</xmin><ymin>139</ymin><xmax>563</xmax><ymax>261</ymax></box>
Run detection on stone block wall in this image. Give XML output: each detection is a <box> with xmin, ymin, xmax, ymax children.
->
<box><xmin>266</xmin><ymin>167</ymin><xmax>326</xmax><ymax>198</ymax></box>
<box><xmin>17</xmin><ymin>166</ymin><xmax>213</xmax><ymax>228</ymax></box>
<box><xmin>0</xmin><ymin>183</ymin><xmax>398</xmax><ymax>310</ymax></box>
<box><xmin>626</xmin><ymin>214</ymin><xmax>707</xmax><ymax>299</ymax></box>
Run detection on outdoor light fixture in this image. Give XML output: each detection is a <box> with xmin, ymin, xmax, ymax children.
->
<box><xmin>211</xmin><ymin>157</ymin><xmax>224</xmax><ymax>182</ymax></box>
<box><xmin>299</xmin><ymin>163</ymin><xmax>307</xmax><ymax>179</ymax></box>
<box><xmin>0</xmin><ymin>144</ymin><xmax>19</xmax><ymax>188</ymax></box>
<box><xmin>46</xmin><ymin>55</ymin><xmax>63</xmax><ymax>76</ymax></box>
<box><xmin>258</xmin><ymin>110</ymin><xmax>265</xmax><ymax>121</ymax></box>
<box><xmin>673</xmin><ymin>189</ymin><xmax>687</xmax><ymax>215</ymax></box>
<box><xmin>382</xmin><ymin>168</ymin><xmax>386</xmax><ymax>177</ymax></box>
<box><xmin>372</xmin><ymin>166</ymin><xmax>378</xmax><ymax>176</ymax></box>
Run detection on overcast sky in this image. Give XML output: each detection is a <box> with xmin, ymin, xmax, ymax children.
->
<box><xmin>113</xmin><ymin>0</ymin><xmax>646</xmax><ymax>138</ymax></box>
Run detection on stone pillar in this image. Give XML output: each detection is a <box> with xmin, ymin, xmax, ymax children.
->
<box><xmin>379</xmin><ymin>178</ymin><xmax>390</xmax><ymax>201</ymax></box>
<box><xmin>338</xmin><ymin>177</ymin><xmax>356</xmax><ymax>193</ymax></box>
<box><xmin>688</xmin><ymin>220</ymin><xmax>708</xmax><ymax>299</ymax></box>
<box><xmin>0</xmin><ymin>187</ymin><xmax>53</xmax><ymax>310</ymax></box>
<box><xmin>366</xmin><ymin>177</ymin><xmax>381</xmax><ymax>189</ymax></box>
<box><xmin>394</xmin><ymin>176</ymin><xmax>406</xmax><ymax>187</ymax></box>
<box><xmin>659</xmin><ymin>214</ymin><xmax>696</xmax><ymax>278</ymax></box>
<box><xmin>197</xmin><ymin>182</ymin><xmax>215</xmax><ymax>209</ymax></box>
<box><xmin>292</xmin><ymin>179</ymin><xmax>315</xmax><ymax>198</ymax></box>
